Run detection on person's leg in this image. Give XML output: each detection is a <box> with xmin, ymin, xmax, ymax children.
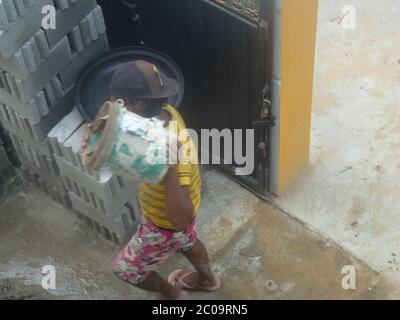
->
<box><xmin>180</xmin><ymin>239</ymin><xmax>217</xmax><ymax>288</ymax></box>
<box><xmin>112</xmin><ymin>219</ymin><xmax>189</xmax><ymax>299</ymax></box>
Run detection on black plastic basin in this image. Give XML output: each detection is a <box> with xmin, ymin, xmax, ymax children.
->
<box><xmin>74</xmin><ymin>46</ymin><xmax>185</xmax><ymax>122</ymax></box>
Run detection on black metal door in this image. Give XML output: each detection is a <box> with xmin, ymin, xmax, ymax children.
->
<box><xmin>98</xmin><ymin>0</ymin><xmax>274</xmax><ymax>198</ymax></box>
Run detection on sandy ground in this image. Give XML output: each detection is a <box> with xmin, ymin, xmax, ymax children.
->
<box><xmin>0</xmin><ymin>174</ymin><xmax>398</xmax><ymax>300</ymax></box>
<box><xmin>274</xmin><ymin>0</ymin><xmax>400</xmax><ymax>284</ymax></box>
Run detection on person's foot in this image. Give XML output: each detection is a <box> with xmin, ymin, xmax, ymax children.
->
<box><xmin>168</xmin><ymin>269</ymin><xmax>221</xmax><ymax>292</ymax></box>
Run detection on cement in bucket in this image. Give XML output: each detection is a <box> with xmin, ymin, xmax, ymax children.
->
<box><xmin>80</xmin><ymin>99</ymin><xmax>170</xmax><ymax>184</ymax></box>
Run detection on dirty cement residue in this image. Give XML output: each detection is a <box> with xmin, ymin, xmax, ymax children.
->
<box><xmin>0</xmin><ymin>174</ymin><xmax>399</xmax><ymax>299</ymax></box>
<box><xmin>0</xmin><ymin>278</ymin><xmax>55</xmax><ymax>300</ymax></box>
<box><xmin>159</xmin><ymin>203</ymin><xmax>400</xmax><ymax>300</ymax></box>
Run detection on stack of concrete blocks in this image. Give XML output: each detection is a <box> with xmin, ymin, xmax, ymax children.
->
<box><xmin>0</xmin><ymin>0</ymin><xmax>139</xmax><ymax>245</ymax></box>
<box><xmin>48</xmin><ymin>108</ymin><xmax>140</xmax><ymax>245</ymax></box>
<box><xmin>0</xmin><ymin>0</ymin><xmax>109</xmax><ymax>207</ymax></box>
<box><xmin>0</xmin><ymin>128</ymin><xmax>13</xmax><ymax>183</ymax></box>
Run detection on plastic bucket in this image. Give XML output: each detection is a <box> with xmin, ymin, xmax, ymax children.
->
<box><xmin>81</xmin><ymin>100</ymin><xmax>170</xmax><ymax>184</ymax></box>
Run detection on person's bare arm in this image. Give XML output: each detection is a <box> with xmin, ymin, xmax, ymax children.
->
<box><xmin>164</xmin><ymin>167</ymin><xmax>194</xmax><ymax>231</ymax></box>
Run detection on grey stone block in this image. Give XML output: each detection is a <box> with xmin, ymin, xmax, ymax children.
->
<box><xmin>57</xmin><ymin>155</ymin><xmax>138</xmax><ymax>216</ymax></box>
<box><xmin>0</xmin><ymin>165</ymin><xmax>14</xmax><ymax>184</ymax></box>
<box><xmin>21</xmin><ymin>165</ymin><xmax>71</xmax><ymax>208</ymax></box>
<box><xmin>53</xmin><ymin>0</ymin><xmax>69</xmax><ymax>10</ymax></box>
<box><xmin>8</xmin><ymin>130</ymin><xmax>55</xmax><ymax>168</ymax></box>
<box><xmin>0</xmin><ymin>0</ymin><xmax>34</xmax><ymax>27</ymax></box>
<box><xmin>59</xmin><ymin>166</ymin><xmax>138</xmax><ymax>218</ymax></box>
<box><xmin>0</xmin><ymin>0</ymin><xmax>54</xmax><ymax>59</ymax></box>
<box><xmin>0</xmin><ymin>89</ymin><xmax>74</xmax><ymax>142</ymax></box>
<box><xmin>58</xmin><ymin>124</ymin><xmax>133</xmax><ymax>188</ymax></box>
<box><xmin>3</xmin><ymin>0</ymin><xmax>18</xmax><ymax>24</ymax></box>
<box><xmin>59</xmin><ymin>33</ymin><xmax>109</xmax><ymax>91</ymax></box>
<box><xmin>45</xmin><ymin>0</ymin><xmax>97</xmax><ymax>49</ymax></box>
<box><xmin>17</xmin><ymin>151</ymin><xmax>65</xmax><ymax>192</ymax></box>
<box><xmin>1</xmin><ymin>118</ymin><xmax>53</xmax><ymax>157</ymax></box>
<box><xmin>0</xmin><ymin>29</ymin><xmax>51</xmax><ymax>80</ymax></box>
<box><xmin>0</xmin><ymin>5</ymin><xmax>10</xmax><ymax>31</ymax></box>
<box><xmin>92</xmin><ymin>6</ymin><xmax>107</xmax><ymax>35</ymax></box>
<box><xmin>0</xmin><ymin>79</ymin><xmax>65</xmax><ymax>124</ymax></box>
<box><xmin>12</xmin><ymin>134</ymin><xmax>58</xmax><ymax>176</ymax></box>
<box><xmin>2</xmin><ymin>36</ymin><xmax>73</xmax><ymax>103</ymax></box>
<box><xmin>0</xmin><ymin>143</ymin><xmax>10</xmax><ymax>172</ymax></box>
<box><xmin>47</xmin><ymin>107</ymin><xmax>84</xmax><ymax>156</ymax></box>
<box><xmin>13</xmin><ymin>0</ymin><xmax>28</xmax><ymax>17</ymax></box>
<box><xmin>23</xmin><ymin>0</ymin><xmax>36</xmax><ymax>8</ymax></box>
<box><xmin>68</xmin><ymin>26</ymin><xmax>84</xmax><ymax>53</ymax></box>
<box><xmin>67</xmin><ymin>6</ymin><xmax>107</xmax><ymax>54</ymax></box>
<box><xmin>58</xmin><ymin>124</ymin><xmax>93</xmax><ymax>176</ymax></box>
<box><xmin>69</xmin><ymin>191</ymin><xmax>137</xmax><ymax>245</ymax></box>
<box><xmin>57</xmin><ymin>123</ymin><xmax>139</xmax><ymax>216</ymax></box>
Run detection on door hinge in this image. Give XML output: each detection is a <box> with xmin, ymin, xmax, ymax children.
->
<box><xmin>255</xmin><ymin>85</ymin><xmax>275</xmax><ymax>127</ymax></box>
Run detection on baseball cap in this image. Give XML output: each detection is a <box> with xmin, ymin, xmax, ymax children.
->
<box><xmin>110</xmin><ymin>60</ymin><xmax>180</xmax><ymax>101</ymax></box>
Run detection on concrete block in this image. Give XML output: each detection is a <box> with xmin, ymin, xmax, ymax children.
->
<box><xmin>69</xmin><ymin>191</ymin><xmax>137</xmax><ymax>245</ymax></box>
<box><xmin>59</xmin><ymin>33</ymin><xmax>109</xmax><ymax>91</ymax></box>
<box><xmin>0</xmin><ymin>144</ymin><xmax>10</xmax><ymax>172</ymax></box>
<box><xmin>0</xmin><ymin>77</ymin><xmax>63</xmax><ymax>124</ymax></box>
<box><xmin>0</xmin><ymin>5</ymin><xmax>10</xmax><ymax>31</ymax></box>
<box><xmin>2</xmin><ymin>36</ymin><xmax>73</xmax><ymax>103</ymax></box>
<box><xmin>3</xmin><ymin>0</ymin><xmax>18</xmax><ymax>24</ymax></box>
<box><xmin>0</xmin><ymin>0</ymin><xmax>54</xmax><ymax>59</ymax></box>
<box><xmin>17</xmin><ymin>151</ymin><xmax>65</xmax><ymax>192</ymax></box>
<box><xmin>13</xmin><ymin>0</ymin><xmax>28</xmax><ymax>17</ymax></box>
<box><xmin>23</xmin><ymin>0</ymin><xmax>36</xmax><ymax>8</ymax></box>
<box><xmin>1</xmin><ymin>117</ymin><xmax>53</xmax><ymax>157</ymax></box>
<box><xmin>57</xmin><ymin>122</ymin><xmax>139</xmax><ymax>216</ymax></box>
<box><xmin>8</xmin><ymin>131</ymin><xmax>56</xmax><ymax>170</ymax></box>
<box><xmin>0</xmin><ymin>89</ymin><xmax>74</xmax><ymax>142</ymax></box>
<box><xmin>68</xmin><ymin>6</ymin><xmax>106</xmax><ymax>50</ymax></box>
<box><xmin>58</xmin><ymin>124</ymin><xmax>136</xmax><ymax>191</ymax></box>
<box><xmin>58</xmin><ymin>124</ymin><xmax>93</xmax><ymax>176</ymax></box>
<box><xmin>47</xmin><ymin>107</ymin><xmax>84</xmax><ymax>156</ymax></box>
<box><xmin>92</xmin><ymin>6</ymin><xmax>107</xmax><ymax>35</ymax></box>
<box><xmin>60</xmin><ymin>167</ymin><xmax>138</xmax><ymax>218</ymax></box>
<box><xmin>21</xmin><ymin>165</ymin><xmax>71</xmax><ymax>208</ymax></box>
<box><xmin>0</xmin><ymin>29</ymin><xmax>51</xmax><ymax>80</ymax></box>
<box><xmin>56</xmin><ymin>155</ymin><xmax>138</xmax><ymax>216</ymax></box>
<box><xmin>53</xmin><ymin>0</ymin><xmax>69</xmax><ymax>10</ymax></box>
<box><xmin>17</xmin><ymin>137</ymin><xmax>58</xmax><ymax>175</ymax></box>
<box><xmin>0</xmin><ymin>128</ymin><xmax>19</xmax><ymax>165</ymax></box>
<box><xmin>0</xmin><ymin>0</ymin><xmax>33</xmax><ymax>28</ymax></box>
<box><xmin>45</xmin><ymin>0</ymin><xmax>97</xmax><ymax>49</ymax></box>
<box><xmin>0</xmin><ymin>165</ymin><xmax>14</xmax><ymax>184</ymax></box>
<box><xmin>68</xmin><ymin>26</ymin><xmax>84</xmax><ymax>53</ymax></box>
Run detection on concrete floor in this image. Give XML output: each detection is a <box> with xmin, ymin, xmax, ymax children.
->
<box><xmin>0</xmin><ymin>172</ymin><xmax>399</xmax><ymax>300</ymax></box>
<box><xmin>1</xmin><ymin>0</ymin><xmax>400</xmax><ymax>300</ymax></box>
<box><xmin>274</xmin><ymin>0</ymin><xmax>400</xmax><ymax>284</ymax></box>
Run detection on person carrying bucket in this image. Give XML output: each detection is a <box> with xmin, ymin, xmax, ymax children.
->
<box><xmin>105</xmin><ymin>60</ymin><xmax>220</xmax><ymax>299</ymax></box>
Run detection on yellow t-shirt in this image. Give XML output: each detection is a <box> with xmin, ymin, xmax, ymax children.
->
<box><xmin>138</xmin><ymin>104</ymin><xmax>201</xmax><ymax>229</ymax></box>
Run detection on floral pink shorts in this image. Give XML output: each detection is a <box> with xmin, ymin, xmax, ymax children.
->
<box><xmin>112</xmin><ymin>218</ymin><xmax>197</xmax><ymax>285</ymax></box>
